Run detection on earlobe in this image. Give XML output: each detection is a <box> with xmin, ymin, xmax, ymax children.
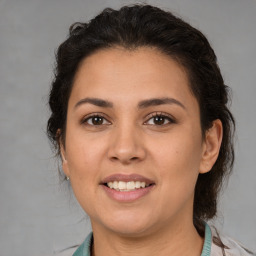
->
<box><xmin>199</xmin><ymin>119</ymin><xmax>223</xmax><ymax>174</ymax></box>
<box><xmin>60</xmin><ymin>144</ymin><xmax>71</xmax><ymax>178</ymax></box>
<box><xmin>60</xmin><ymin>142</ymin><xmax>67</xmax><ymax>163</ymax></box>
<box><xmin>57</xmin><ymin>130</ymin><xmax>70</xmax><ymax>178</ymax></box>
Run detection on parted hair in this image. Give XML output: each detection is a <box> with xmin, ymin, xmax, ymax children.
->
<box><xmin>47</xmin><ymin>4</ymin><xmax>235</xmax><ymax>239</ymax></box>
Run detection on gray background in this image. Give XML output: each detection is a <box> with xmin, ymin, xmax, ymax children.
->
<box><xmin>0</xmin><ymin>0</ymin><xmax>255</xmax><ymax>255</ymax></box>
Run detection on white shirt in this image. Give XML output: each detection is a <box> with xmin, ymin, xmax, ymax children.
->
<box><xmin>210</xmin><ymin>225</ymin><xmax>255</xmax><ymax>256</ymax></box>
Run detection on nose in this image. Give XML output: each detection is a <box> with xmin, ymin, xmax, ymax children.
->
<box><xmin>107</xmin><ymin>124</ymin><xmax>146</xmax><ymax>165</ymax></box>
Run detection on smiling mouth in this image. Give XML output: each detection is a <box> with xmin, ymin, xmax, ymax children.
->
<box><xmin>101</xmin><ymin>173</ymin><xmax>155</xmax><ymax>192</ymax></box>
<box><xmin>103</xmin><ymin>181</ymin><xmax>154</xmax><ymax>192</ymax></box>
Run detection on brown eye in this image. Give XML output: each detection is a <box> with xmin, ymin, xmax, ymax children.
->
<box><xmin>83</xmin><ymin>115</ymin><xmax>110</xmax><ymax>126</ymax></box>
<box><xmin>145</xmin><ymin>113</ymin><xmax>175</xmax><ymax>126</ymax></box>
<box><xmin>153</xmin><ymin>116</ymin><xmax>166</xmax><ymax>125</ymax></box>
<box><xmin>91</xmin><ymin>116</ymin><xmax>104</xmax><ymax>125</ymax></box>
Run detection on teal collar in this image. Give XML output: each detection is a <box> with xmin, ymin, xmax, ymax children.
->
<box><xmin>73</xmin><ymin>223</ymin><xmax>212</xmax><ymax>256</ymax></box>
<box><xmin>201</xmin><ymin>222</ymin><xmax>212</xmax><ymax>256</ymax></box>
<box><xmin>73</xmin><ymin>232</ymin><xmax>92</xmax><ymax>256</ymax></box>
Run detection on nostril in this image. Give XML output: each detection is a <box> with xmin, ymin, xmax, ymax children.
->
<box><xmin>110</xmin><ymin>156</ymin><xmax>119</xmax><ymax>161</ymax></box>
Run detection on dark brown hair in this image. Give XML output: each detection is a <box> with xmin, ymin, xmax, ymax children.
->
<box><xmin>47</xmin><ymin>3</ymin><xmax>235</xmax><ymax>239</ymax></box>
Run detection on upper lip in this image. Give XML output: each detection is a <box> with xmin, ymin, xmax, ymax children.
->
<box><xmin>101</xmin><ymin>173</ymin><xmax>155</xmax><ymax>185</ymax></box>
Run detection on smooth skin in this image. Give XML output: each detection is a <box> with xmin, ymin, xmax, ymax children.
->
<box><xmin>60</xmin><ymin>46</ymin><xmax>223</xmax><ymax>256</ymax></box>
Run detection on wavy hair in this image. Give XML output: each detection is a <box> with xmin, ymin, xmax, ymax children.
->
<box><xmin>47</xmin><ymin>4</ymin><xmax>235</xmax><ymax>245</ymax></box>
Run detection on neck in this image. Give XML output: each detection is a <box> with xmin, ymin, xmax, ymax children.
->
<box><xmin>91</xmin><ymin>218</ymin><xmax>204</xmax><ymax>256</ymax></box>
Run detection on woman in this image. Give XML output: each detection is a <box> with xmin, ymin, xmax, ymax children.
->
<box><xmin>47</xmin><ymin>4</ymin><xmax>254</xmax><ymax>256</ymax></box>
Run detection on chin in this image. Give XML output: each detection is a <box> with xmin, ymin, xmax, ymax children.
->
<box><xmin>108</xmin><ymin>222</ymin><xmax>152</xmax><ymax>237</ymax></box>
<box><xmin>99</xmin><ymin>212</ymin><xmax>157</xmax><ymax>237</ymax></box>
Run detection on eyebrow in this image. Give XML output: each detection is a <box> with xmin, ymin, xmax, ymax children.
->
<box><xmin>74</xmin><ymin>97</ymin><xmax>186</xmax><ymax>110</ymax></box>
<box><xmin>75</xmin><ymin>97</ymin><xmax>113</xmax><ymax>108</ymax></box>
<box><xmin>138</xmin><ymin>97</ymin><xmax>186</xmax><ymax>110</ymax></box>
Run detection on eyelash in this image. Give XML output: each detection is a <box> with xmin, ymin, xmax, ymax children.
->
<box><xmin>81</xmin><ymin>112</ymin><xmax>176</xmax><ymax>127</ymax></box>
<box><xmin>144</xmin><ymin>112</ymin><xmax>176</xmax><ymax>126</ymax></box>
<box><xmin>81</xmin><ymin>113</ymin><xmax>110</xmax><ymax>126</ymax></box>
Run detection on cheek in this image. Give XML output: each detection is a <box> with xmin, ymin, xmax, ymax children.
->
<box><xmin>65</xmin><ymin>136</ymin><xmax>103</xmax><ymax>212</ymax></box>
<box><xmin>65</xmin><ymin>128</ymin><xmax>105</xmax><ymax>173</ymax></box>
<box><xmin>151</xmin><ymin>129</ymin><xmax>203</xmax><ymax>187</ymax></box>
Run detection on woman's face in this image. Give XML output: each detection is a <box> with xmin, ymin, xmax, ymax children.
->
<box><xmin>61</xmin><ymin>47</ymin><xmax>220</xmax><ymax>237</ymax></box>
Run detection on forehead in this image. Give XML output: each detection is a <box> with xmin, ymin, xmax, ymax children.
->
<box><xmin>70</xmin><ymin>46</ymin><xmax>196</xmax><ymax>109</ymax></box>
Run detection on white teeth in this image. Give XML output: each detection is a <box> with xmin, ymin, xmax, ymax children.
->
<box><xmin>119</xmin><ymin>181</ymin><xmax>126</xmax><ymax>190</ymax></box>
<box><xmin>106</xmin><ymin>181</ymin><xmax>149</xmax><ymax>191</ymax></box>
<box><xmin>135</xmin><ymin>181</ymin><xmax>141</xmax><ymax>188</ymax></box>
<box><xmin>108</xmin><ymin>182</ymin><xmax>113</xmax><ymax>189</ymax></box>
<box><xmin>113</xmin><ymin>181</ymin><xmax>118</xmax><ymax>189</ymax></box>
<box><xmin>127</xmin><ymin>181</ymin><xmax>135</xmax><ymax>190</ymax></box>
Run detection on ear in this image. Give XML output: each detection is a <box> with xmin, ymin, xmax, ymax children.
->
<box><xmin>199</xmin><ymin>119</ymin><xmax>223</xmax><ymax>174</ymax></box>
<box><xmin>58</xmin><ymin>129</ymin><xmax>70</xmax><ymax>178</ymax></box>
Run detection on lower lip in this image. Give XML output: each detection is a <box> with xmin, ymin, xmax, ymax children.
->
<box><xmin>101</xmin><ymin>185</ymin><xmax>155</xmax><ymax>202</ymax></box>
